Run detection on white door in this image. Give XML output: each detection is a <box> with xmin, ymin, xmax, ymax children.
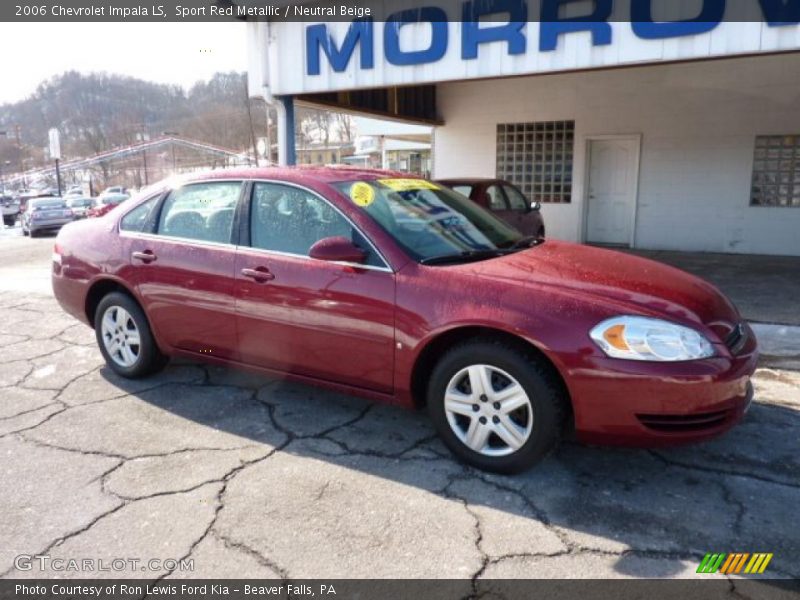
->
<box><xmin>585</xmin><ymin>138</ymin><xmax>640</xmax><ymax>246</ymax></box>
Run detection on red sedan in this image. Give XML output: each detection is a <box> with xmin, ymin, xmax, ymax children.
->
<box><xmin>87</xmin><ymin>193</ymin><xmax>128</xmax><ymax>218</ymax></box>
<box><xmin>437</xmin><ymin>178</ymin><xmax>545</xmax><ymax>239</ymax></box>
<box><xmin>51</xmin><ymin>168</ymin><xmax>757</xmax><ymax>473</ymax></box>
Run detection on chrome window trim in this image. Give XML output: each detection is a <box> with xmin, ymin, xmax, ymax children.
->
<box><xmin>118</xmin><ymin>230</ymin><xmax>237</xmax><ymax>250</ymax></box>
<box><xmin>117</xmin><ymin>177</ymin><xmax>394</xmax><ymax>274</ymax></box>
<box><xmin>236</xmin><ymin>245</ymin><xmax>393</xmax><ymax>274</ymax></box>
<box><xmin>247</xmin><ymin>178</ymin><xmax>394</xmax><ymax>273</ymax></box>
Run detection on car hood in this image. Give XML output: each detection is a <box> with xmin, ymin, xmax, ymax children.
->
<box><xmin>466</xmin><ymin>241</ymin><xmax>739</xmax><ymax>327</ymax></box>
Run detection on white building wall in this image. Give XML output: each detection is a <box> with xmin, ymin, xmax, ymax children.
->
<box><xmin>433</xmin><ymin>53</ymin><xmax>800</xmax><ymax>256</ymax></box>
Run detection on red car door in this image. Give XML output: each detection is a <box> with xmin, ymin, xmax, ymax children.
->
<box><xmin>123</xmin><ymin>181</ymin><xmax>242</xmax><ymax>360</ymax></box>
<box><xmin>234</xmin><ymin>182</ymin><xmax>395</xmax><ymax>393</ymax></box>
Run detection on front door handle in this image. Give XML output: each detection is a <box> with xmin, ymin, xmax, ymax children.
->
<box><xmin>241</xmin><ymin>267</ymin><xmax>275</xmax><ymax>283</ymax></box>
<box><xmin>132</xmin><ymin>250</ymin><xmax>157</xmax><ymax>263</ymax></box>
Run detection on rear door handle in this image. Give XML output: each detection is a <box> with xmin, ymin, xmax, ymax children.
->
<box><xmin>241</xmin><ymin>267</ymin><xmax>275</xmax><ymax>282</ymax></box>
<box><xmin>132</xmin><ymin>250</ymin><xmax>157</xmax><ymax>263</ymax></box>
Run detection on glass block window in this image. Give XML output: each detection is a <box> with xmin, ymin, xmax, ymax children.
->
<box><xmin>751</xmin><ymin>135</ymin><xmax>800</xmax><ymax>207</ymax></box>
<box><xmin>496</xmin><ymin>121</ymin><xmax>575</xmax><ymax>204</ymax></box>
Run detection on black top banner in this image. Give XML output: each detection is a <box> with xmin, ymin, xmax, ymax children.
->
<box><xmin>2</xmin><ymin>0</ymin><xmax>800</xmax><ymax>22</ymax></box>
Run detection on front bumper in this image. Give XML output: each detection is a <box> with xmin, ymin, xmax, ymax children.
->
<box><xmin>568</xmin><ymin>331</ymin><xmax>758</xmax><ymax>447</ymax></box>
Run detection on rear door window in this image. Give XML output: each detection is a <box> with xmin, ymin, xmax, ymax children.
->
<box><xmin>156</xmin><ymin>182</ymin><xmax>240</xmax><ymax>244</ymax></box>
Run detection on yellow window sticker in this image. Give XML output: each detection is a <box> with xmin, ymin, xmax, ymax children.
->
<box><xmin>350</xmin><ymin>181</ymin><xmax>375</xmax><ymax>207</ymax></box>
<box><xmin>377</xmin><ymin>178</ymin><xmax>440</xmax><ymax>192</ymax></box>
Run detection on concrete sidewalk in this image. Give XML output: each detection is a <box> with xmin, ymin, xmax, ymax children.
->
<box><xmin>627</xmin><ymin>250</ymin><xmax>800</xmax><ymax>326</ymax></box>
<box><xmin>627</xmin><ymin>250</ymin><xmax>800</xmax><ymax>367</ymax></box>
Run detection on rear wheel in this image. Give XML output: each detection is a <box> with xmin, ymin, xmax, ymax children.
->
<box><xmin>427</xmin><ymin>340</ymin><xmax>567</xmax><ymax>474</ymax></box>
<box><xmin>94</xmin><ymin>292</ymin><xmax>168</xmax><ymax>378</ymax></box>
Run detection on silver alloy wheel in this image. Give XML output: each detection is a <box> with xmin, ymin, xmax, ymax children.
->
<box><xmin>100</xmin><ymin>306</ymin><xmax>141</xmax><ymax>368</ymax></box>
<box><xmin>444</xmin><ymin>364</ymin><xmax>534</xmax><ymax>457</ymax></box>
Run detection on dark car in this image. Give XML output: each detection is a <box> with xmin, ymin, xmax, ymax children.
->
<box><xmin>22</xmin><ymin>197</ymin><xmax>73</xmax><ymax>237</ymax></box>
<box><xmin>437</xmin><ymin>178</ymin><xmax>545</xmax><ymax>238</ymax></box>
<box><xmin>52</xmin><ymin>168</ymin><xmax>757</xmax><ymax>474</ymax></box>
<box><xmin>2</xmin><ymin>195</ymin><xmax>20</xmax><ymax>226</ymax></box>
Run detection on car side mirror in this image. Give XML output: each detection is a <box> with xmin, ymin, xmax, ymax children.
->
<box><xmin>309</xmin><ymin>236</ymin><xmax>367</xmax><ymax>264</ymax></box>
<box><xmin>529</xmin><ymin>201</ymin><xmax>541</xmax><ymax>212</ymax></box>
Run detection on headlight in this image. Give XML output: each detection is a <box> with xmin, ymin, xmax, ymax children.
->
<box><xmin>590</xmin><ymin>316</ymin><xmax>714</xmax><ymax>361</ymax></box>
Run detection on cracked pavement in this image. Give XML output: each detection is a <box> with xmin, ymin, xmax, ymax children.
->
<box><xmin>1</xmin><ymin>234</ymin><xmax>799</xmax><ymax>583</ymax></box>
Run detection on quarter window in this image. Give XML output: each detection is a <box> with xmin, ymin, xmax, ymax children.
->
<box><xmin>497</xmin><ymin>120</ymin><xmax>575</xmax><ymax>204</ymax></box>
<box><xmin>156</xmin><ymin>182</ymin><xmax>240</xmax><ymax>243</ymax></box>
<box><xmin>485</xmin><ymin>185</ymin><xmax>507</xmax><ymax>211</ymax></box>
<box><xmin>751</xmin><ymin>135</ymin><xmax>800</xmax><ymax>207</ymax></box>
<box><xmin>503</xmin><ymin>185</ymin><xmax>529</xmax><ymax>212</ymax></box>
<box><xmin>250</xmin><ymin>183</ymin><xmax>384</xmax><ymax>267</ymax></box>
<box><xmin>120</xmin><ymin>197</ymin><xmax>159</xmax><ymax>232</ymax></box>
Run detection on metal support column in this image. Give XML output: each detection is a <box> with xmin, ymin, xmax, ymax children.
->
<box><xmin>275</xmin><ymin>95</ymin><xmax>296</xmax><ymax>166</ymax></box>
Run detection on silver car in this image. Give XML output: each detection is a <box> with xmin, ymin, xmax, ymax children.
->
<box><xmin>66</xmin><ymin>197</ymin><xmax>96</xmax><ymax>219</ymax></box>
<box><xmin>21</xmin><ymin>197</ymin><xmax>74</xmax><ymax>237</ymax></box>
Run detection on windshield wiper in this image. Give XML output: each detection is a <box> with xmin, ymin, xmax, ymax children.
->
<box><xmin>506</xmin><ymin>235</ymin><xmax>544</xmax><ymax>250</ymax></box>
<box><xmin>419</xmin><ymin>249</ymin><xmax>515</xmax><ymax>266</ymax></box>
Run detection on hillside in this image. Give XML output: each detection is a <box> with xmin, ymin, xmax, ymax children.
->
<box><xmin>0</xmin><ymin>70</ymin><xmax>264</xmax><ymax>174</ymax></box>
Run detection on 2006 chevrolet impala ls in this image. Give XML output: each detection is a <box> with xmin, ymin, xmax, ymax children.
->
<box><xmin>52</xmin><ymin>167</ymin><xmax>757</xmax><ymax>473</ymax></box>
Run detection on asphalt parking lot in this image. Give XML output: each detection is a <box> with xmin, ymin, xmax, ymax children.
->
<box><xmin>1</xmin><ymin>224</ymin><xmax>799</xmax><ymax>583</ymax></box>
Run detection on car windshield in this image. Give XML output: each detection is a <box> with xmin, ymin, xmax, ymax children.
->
<box><xmin>333</xmin><ymin>179</ymin><xmax>533</xmax><ymax>264</ymax></box>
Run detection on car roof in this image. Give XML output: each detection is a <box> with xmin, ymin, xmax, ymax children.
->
<box><xmin>436</xmin><ymin>178</ymin><xmax>507</xmax><ymax>186</ymax></box>
<box><xmin>177</xmin><ymin>166</ymin><xmax>416</xmax><ymax>187</ymax></box>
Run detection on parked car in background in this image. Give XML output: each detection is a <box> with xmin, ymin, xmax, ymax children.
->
<box><xmin>21</xmin><ymin>197</ymin><xmax>73</xmax><ymax>237</ymax></box>
<box><xmin>1</xmin><ymin>195</ymin><xmax>20</xmax><ymax>226</ymax></box>
<box><xmin>65</xmin><ymin>186</ymin><xmax>85</xmax><ymax>197</ymax></box>
<box><xmin>99</xmin><ymin>186</ymin><xmax>128</xmax><ymax>197</ymax></box>
<box><xmin>87</xmin><ymin>193</ymin><xmax>128</xmax><ymax>218</ymax></box>
<box><xmin>18</xmin><ymin>191</ymin><xmax>50</xmax><ymax>216</ymax></box>
<box><xmin>52</xmin><ymin>168</ymin><xmax>756</xmax><ymax>474</ymax></box>
<box><xmin>437</xmin><ymin>178</ymin><xmax>545</xmax><ymax>239</ymax></box>
<box><xmin>66</xmin><ymin>197</ymin><xmax>96</xmax><ymax>219</ymax></box>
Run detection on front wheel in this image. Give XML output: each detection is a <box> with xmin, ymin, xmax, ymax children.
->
<box><xmin>94</xmin><ymin>292</ymin><xmax>168</xmax><ymax>378</ymax></box>
<box><xmin>427</xmin><ymin>340</ymin><xmax>567</xmax><ymax>474</ymax></box>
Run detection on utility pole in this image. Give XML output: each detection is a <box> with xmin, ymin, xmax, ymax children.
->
<box><xmin>55</xmin><ymin>159</ymin><xmax>62</xmax><ymax>196</ymax></box>
<box><xmin>14</xmin><ymin>125</ymin><xmax>24</xmax><ymax>186</ymax></box>
<box><xmin>163</xmin><ymin>132</ymin><xmax>179</xmax><ymax>172</ymax></box>
<box><xmin>49</xmin><ymin>128</ymin><xmax>62</xmax><ymax>196</ymax></box>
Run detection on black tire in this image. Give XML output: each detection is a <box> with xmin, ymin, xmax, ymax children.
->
<box><xmin>427</xmin><ymin>339</ymin><xmax>567</xmax><ymax>474</ymax></box>
<box><xmin>22</xmin><ymin>228</ymin><xmax>29</xmax><ymax>236</ymax></box>
<box><xmin>3</xmin><ymin>216</ymin><xmax>14</xmax><ymax>227</ymax></box>
<box><xmin>28</xmin><ymin>229</ymin><xmax>36</xmax><ymax>237</ymax></box>
<box><xmin>94</xmin><ymin>291</ymin><xmax>168</xmax><ymax>378</ymax></box>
